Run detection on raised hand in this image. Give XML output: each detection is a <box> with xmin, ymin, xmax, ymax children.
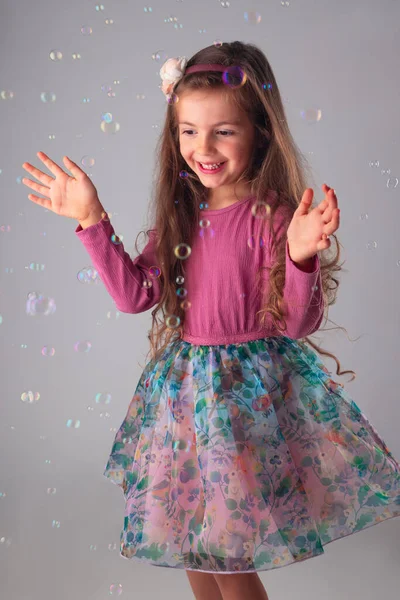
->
<box><xmin>286</xmin><ymin>183</ymin><xmax>340</xmax><ymax>264</ymax></box>
<box><xmin>21</xmin><ymin>152</ymin><xmax>103</xmax><ymax>222</ymax></box>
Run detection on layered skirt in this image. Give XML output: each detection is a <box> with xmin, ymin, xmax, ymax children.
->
<box><xmin>104</xmin><ymin>336</ymin><xmax>400</xmax><ymax>573</ymax></box>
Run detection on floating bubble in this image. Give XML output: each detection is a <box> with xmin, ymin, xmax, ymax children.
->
<box><xmin>174</xmin><ymin>243</ymin><xmax>191</xmax><ymax>260</ymax></box>
<box><xmin>166</xmin><ymin>315</ymin><xmax>181</xmax><ymax>329</ymax></box>
<box><xmin>251</xmin><ymin>201</ymin><xmax>271</xmax><ymax>219</ymax></box>
<box><xmin>180</xmin><ymin>300</ymin><xmax>191</xmax><ymax>311</ymax></box>
<box><xmin>247</xmin><ymin>235</ymin><xmax>266</xmax><ymax>250</ymax></box>
<box><xmin>176</xmin><ymin>287</ymin><xmax>187</xmax><ymax>298</ymax></box>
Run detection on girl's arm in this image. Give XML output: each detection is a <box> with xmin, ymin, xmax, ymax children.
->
<box><xmin>75</xmin><ymin>215</ymin><xmax>162</xmax><ymax>314</ymax></box>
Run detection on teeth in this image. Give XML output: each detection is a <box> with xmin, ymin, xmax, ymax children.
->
<box><xmin>200</xmin><ymin>162</ymin><xmax>223</xmax><ymax>170</ymax></box>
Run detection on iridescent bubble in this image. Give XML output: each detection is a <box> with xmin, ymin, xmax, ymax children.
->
<box><xmin>174</xmin><ymin>243</ymin><xmax>191</xmax><ymax>260</ymax></box>
<box><xmin>300</xmin><ymin>108</ymin><xmax>322</xmax><ymax>123</ymax></box>
<box><xmin>41</xmin><ymin>346</ymin><xmax>56</xmax><ymax>357</ymax></box>
<box><xmin>49</xmin><ymin>50</ymin><xmax>63</xmax><ymax>61</ymax></box>
<box><xmin>66</xmin><ymin>420</ymin><xmax>80</xmax><ymax>429</ymax></box>
<box><xmin>25</xmin><ymin>262</ymin><xmax>45</xmax><ymax>272</ymax></box>
<box><xmin>109</xmin><ymin>584</ymin><xmax>123</xmax><ymax>596</ymax></box>
<box><xmin>94</xmin><ymin>393</ymin><xmax>112</xmax><ymax>405</ymax></box>
<box><xmin>251</xmin><ymin>201</ymin><xmax>271</xmax><ymax>219</ymax></box>
<box><xmin>244</xmin><ymin>11</ymin><xmax>261</xmax><ymax>24</ymax></box>
<box><xmin>199</xmin><ymin>227</ymin><xmax>216</xmax><ymax>240</ymax></box>
<box><xmin>262</xmin><ymin>82</ymin><xmax>273</xmax><ymax>91</ymax></box>
<box><xmin>0</xmin><ymin>90</ymin><xmax>14</xmax><ymax>100</ymax></box>
<box><xmin>180</xmin><ymin>300</ymin><xmax>191</xmax><ymax>311</ymax></box>
<box><xmin>77</xmin><ymin>266</ymin><xmax>100</xmax><ymax>284</ymax></box>
<box><xmin>176</xmin><ymin>275</ymin><xmax>185</xmax><ymax>285</ymax></box>
<box><xmin>367</xmin><ymin>241</ymin><xmax>377</xmax><ymax>250</ymax></box>
<box><xmin>222</xmin><ymin>66</ymin><xmax>247</xmax><ymax>89</ymax></box>
<box><xmin>74</xmin><ymin>341</ymin><xmax>92</xmax><ymax>353</ymax></box>
<box><xmin>81</xmin><ymin>25</ymin><xmax>93</xmax><ymax>35</ymax></box>
<box><xmin>166</xmin><ymin>315</ymin><xmax>181</xmax><ymax>329</ymax></box>
<box><xmin>81</xmin><ymin>155</ymin><xmax>95</xmax><ymax>168</ymax></box>
<box><xmin>110</xmin><ymin>233</ymin><xmax>123</xmax><ymax>245</ymax></box>
<box><xmin>152</xmin><ymin>50</ymin><xmax>168</xmax><ymax>63</ymax></box>
<box><xmin>167</xmin><ymin>93</ymin><xmax>179</xmax><ymax>105</ymax></box>
<box><xmin>247</xmin><ymin>235</ymin><xmax>266</xmax><ymax>249</ymax></box>
<box><xmin>21</xmin><ymin>391</ymin><xmax>40</xmax><ymax>404</ymax></box>
<box><xmin>148</xmin><ymin>265</ymin><xmax>161</xmax><ymax>278</ymax></box>
<box><xmin>26</xmin><ymin>292</ymin><xmax>56</xmax><ymax>316</ymax></box>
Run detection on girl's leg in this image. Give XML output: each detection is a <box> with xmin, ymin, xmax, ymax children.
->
<box><xmin>186</xmin><ymin>570</ymin><xmax>224</xmax><ymax>600</ymax></box>
<box><xmin>213</xmin><ymin>572</ymin><xmax>269</xmax><ymax>600</ymax></box>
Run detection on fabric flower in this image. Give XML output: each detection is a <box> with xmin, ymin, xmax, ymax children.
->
<box><xmin>159</xmin><ymin>57</ymin><xmax>188</xmax><ymax>96</ymax></box>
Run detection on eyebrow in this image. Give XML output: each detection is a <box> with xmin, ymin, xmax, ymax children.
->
<box><xmin>178</xmin><ymin>120</ymin><xmax>242</xmax><ymax>127</ymax></box>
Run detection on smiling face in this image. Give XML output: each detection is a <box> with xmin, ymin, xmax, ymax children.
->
<box><xmin>175</xmin><ymin>88</ymin><xmax>256</xmax><ymax>206</ymax></box>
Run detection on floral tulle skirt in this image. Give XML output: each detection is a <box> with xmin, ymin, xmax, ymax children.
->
<box><xmin>103</xmin><ymin>336</ymin><xmax>400</xmax><ymax>574</ymax></box>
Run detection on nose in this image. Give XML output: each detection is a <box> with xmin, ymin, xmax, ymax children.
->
<box><xmin>195</xmin><ymin>133</ymin><xmax>216</xmax><ymax>155</ymax></box>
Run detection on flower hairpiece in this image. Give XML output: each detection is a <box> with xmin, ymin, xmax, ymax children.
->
<box><xmin>159</xmin><ymin>57</ymin><xmax>188</xmax><ymax>97</ymax></box>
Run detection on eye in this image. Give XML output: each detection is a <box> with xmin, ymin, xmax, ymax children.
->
<box><xmin>181</xmin><ymin>130</ymin><xmax>235</xmax><ymax>136</ymax></box>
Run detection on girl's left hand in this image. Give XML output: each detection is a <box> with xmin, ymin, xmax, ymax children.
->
<box><xmin>286</xmin><ymin>184</ymin><xmax>340</xmax><ymax>264</ymax></box>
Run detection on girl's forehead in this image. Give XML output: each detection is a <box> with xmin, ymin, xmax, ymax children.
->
<box><xmin>175</xmin><ymin>92</ymin><xmax>245</xmax><ymax>122</ymax></box>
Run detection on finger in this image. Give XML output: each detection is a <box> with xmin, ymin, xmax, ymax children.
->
<box><xmin>36</xmin><ymin>151</ymin><xmax>73</xmax><ymax>180</ymax></box>
<box><xmin>27</xmin><ymin>193</ymin><xmax>52</xmax><ymax>211</ymax></box>
<box><xmin>297</xmin><ymin>188</ymin><xmax>313</xmax><ymax>215</ymax></box>
<box><xmin>323</xmin><ymin>209</ymin><xmax>340</xmax><ymax>234</ymax></box>
<box><xmin>22</xmin><ymin>177</ymin><xmax>51</xmax><ymax>198</ymax></box>
<box><xmin>317</xmin><ymin>237</ymin><xmax>331</xmax><ymax>251</ymax></box>
<box><xmin>62</xmin><ymin>155</ymin><xmax>86</xmax><ymax>180</ymax></box>
<box><xmin>320</xmin><ymin>187</ymin><xmax>337</xmax><ymax>214</ymax></box>
<box><xmin>22</xmin><ymin>159</ymin><xmax>54</xmax><ymax>186</ymax></box>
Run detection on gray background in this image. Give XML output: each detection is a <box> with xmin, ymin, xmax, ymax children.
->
<box><xmin>1</xmin><ymin>0</ymin><xmax>400</xmax><ymax>598</ymax></box>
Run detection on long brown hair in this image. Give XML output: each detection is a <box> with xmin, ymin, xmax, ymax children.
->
<box><xmin>133</xmin><ymin>41</ymin><xmax>356</xmax><ymax>382</ymax></box>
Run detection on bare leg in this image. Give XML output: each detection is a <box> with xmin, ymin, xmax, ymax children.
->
<box><xmin>186</xmin><ymin>571</ymin><xmax>224</xmax><ymax>600</ymax></box>
<box><xmin>214</xmin><ymin>572</ymin><xmax>269</xmax><ymax>600</ymax></box>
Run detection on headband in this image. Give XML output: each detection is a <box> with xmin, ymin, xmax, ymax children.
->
<box><xmin>159</xmin><ymin>57</ymin><xmax>229</xmax><ymax>97</ymax></box>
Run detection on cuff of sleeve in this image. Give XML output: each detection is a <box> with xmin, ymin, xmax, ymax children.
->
<box><xmin>286</xmin><ymin>239</ymin><xmax>319</xmax><ymax>273</ymax></box>
<box><xmin>75</xmin><ymin>214</ymin><xmax>113</xmax><ymax>247</ymax></box>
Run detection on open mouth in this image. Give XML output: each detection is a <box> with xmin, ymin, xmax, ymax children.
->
<box><xmin>197</xmin><ymin>161</ymin><xmax>226</xmax><ymax>174</ymax></box>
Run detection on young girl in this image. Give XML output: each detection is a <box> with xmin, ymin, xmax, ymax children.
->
<box><xmin>22</xmin><ymin>41</ymin><xmax>400</xmax><ymax>600</ymax></box>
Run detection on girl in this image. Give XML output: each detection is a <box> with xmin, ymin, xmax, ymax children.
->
<box><xmin>21</xmin><ymin>41</ymin><xmax>400</xmax><ymax>600</ymax></box>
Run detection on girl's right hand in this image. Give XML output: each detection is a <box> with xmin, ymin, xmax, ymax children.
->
<box><xmin>22</xmin><ymin>152</ymin><xmax>102</xmax><ymax>222</ymax></box>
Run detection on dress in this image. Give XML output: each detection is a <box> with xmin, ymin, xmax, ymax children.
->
<box><xmin>76</xmin><ymin>191</ymin><xmax>400</xmax><ymax>574</ymax></box>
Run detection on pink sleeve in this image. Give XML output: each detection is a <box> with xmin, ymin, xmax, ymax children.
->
<box><xmin>75</xmin><ymin>216</ymin><xmax>162</xmax><ymax>313</ymax></box>
<box><xmin>269</xmin><ymin>206</ymin><xmax>325</xmax><ymax>339</ymax></box>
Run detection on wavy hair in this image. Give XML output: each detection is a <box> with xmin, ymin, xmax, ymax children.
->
<box><xmin>133</xmin><ymin>41</ymin><xmax>356</xmax><ymax>382</ymax></box>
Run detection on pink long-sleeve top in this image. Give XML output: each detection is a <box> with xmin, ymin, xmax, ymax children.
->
<box><xmin>75</xmin><ymin>191</ymin><xmax>324</xmax><ymax>345</ymax></box>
